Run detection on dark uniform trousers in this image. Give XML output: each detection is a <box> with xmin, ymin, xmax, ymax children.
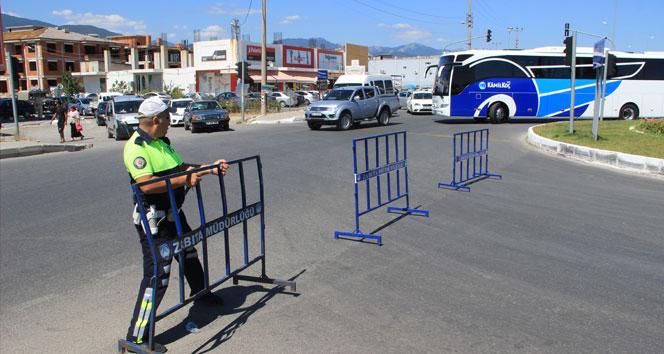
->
<box><xmin>126</xmin><ymin>210</ymin><xmax>205</xmax><ymax>343</ymax></box>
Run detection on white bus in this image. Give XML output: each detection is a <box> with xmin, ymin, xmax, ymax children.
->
<box><xmin>333</xmin><ymin>74</ymin><xmax>395</xmax><ymax>94</ymax></box>
<box><xmin>431</xmin><ymin>48</ymin><xmax>664</xmax><ymax>122</ymax></box>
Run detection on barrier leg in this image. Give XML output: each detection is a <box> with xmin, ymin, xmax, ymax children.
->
<box><xmin>386</xmin><ymin>205</ymin><xmax>429</xmax><ymax>217</ymax></box>
<box><xmin>334</xmin><ymin>230</ymin><xmax>383</xmax><ymax>246</ymax></box>
<box><xmin>437</xmin><ymin>182</ymin><xmax>471</xmax><ymax>191</ymax></box>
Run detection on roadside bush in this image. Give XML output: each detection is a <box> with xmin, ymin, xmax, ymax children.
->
<box><xmin>638</xmin><ymin>118</ymin><xmax>664</xmax><ymax>136</ymax></box>
<box><xmin>217</xmin><ymin>99</ymin><xmax>282</xmax><ymax>113</ymax></box>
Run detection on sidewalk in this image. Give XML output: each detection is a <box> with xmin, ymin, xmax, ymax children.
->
<box><xmin>0</xmin><ymin>120</ymin><xmax>93</xmax><ymax>159</ymax></box>
<box><xmin>0</xmin><ymin>109</ymin><xmax>306</xmax><ymax>159</ymax></box>
<box><xmin>229</xmin><ymin>108</ymin><xmax>306</xmax><ymax>125</ymax></box>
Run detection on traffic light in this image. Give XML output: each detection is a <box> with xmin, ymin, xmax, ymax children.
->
<box><xmin>606</xmin><ymin>53</ymin><xmax>618</xmax><ymax>78</ymax></box>
<box><xmin>235</xmin><ymin>61</ymin><xmax>253</xmax><ymax>83</ymax></box>
<box><xmin>563</xmin><ymin>36</ymin><xmax>574</xmax><ymax>65</ymax></box>
<box><xmin>486</xmin><ymin>29</ymin><xmax>492</xmax><ymax>43</ymax></box>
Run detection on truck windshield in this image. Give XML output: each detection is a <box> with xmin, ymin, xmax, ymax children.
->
<box><xmin>323</xmin><ymin>90</ymin><xmax>354</xmax><ymax>100</ymax></box>
<box><xmin>333</xmin><ymin>83</ymin><xmax>362</xmax><ymax>88</ymax></box>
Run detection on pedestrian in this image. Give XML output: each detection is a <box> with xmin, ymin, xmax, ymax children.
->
<box><xmin>123</xmin><ymin>96</ymin><xmax>229</xmax><ymax>352</ymax></box>
<box><xmin>50</xmin><ymin>101</ymin><xmax>67</xmax><ymax>143</ymax></box>
<box><xmin>67</xmin><ymin>106</ymin><xmax>84</xmax><ymax>140</ymax></box>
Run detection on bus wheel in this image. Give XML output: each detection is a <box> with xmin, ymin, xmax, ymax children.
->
<box><xmin>489</xmin><ymin>102</ymin><xmax>509</xmax><ymax>123</ymax></box>
<box><xmin>619</xmin><ymin>103</ymin><xmax>639</xmax><ymax>120</ymax></box>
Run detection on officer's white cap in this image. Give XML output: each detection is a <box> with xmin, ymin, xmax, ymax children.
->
<box><xmin>138</xmin><ymin>96</ymin><xmax>175</xmax><ymax>118</ymax></box>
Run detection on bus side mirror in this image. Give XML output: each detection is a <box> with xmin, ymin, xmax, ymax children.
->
<box><xmin>425</xmin><ymin>64</ymin><xmax>438</xmax><ymax>78</ymax></box>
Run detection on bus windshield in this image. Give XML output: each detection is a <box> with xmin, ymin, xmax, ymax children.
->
<box><xmin>434</xmin><ymin>55</ymin><xmax>455</xmax><ymax>97</ymax></box>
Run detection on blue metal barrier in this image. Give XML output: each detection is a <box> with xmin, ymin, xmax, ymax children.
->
<box><xmin>334</xmin><ymin>131</ymin><xmax>429</xmax><ymax>245</ymax></box>
<box><xmin>438</xmin><ymin>128</ymin><xmax>502</xmax><ymax>191</ymax></box>
<box><xmin>118</xmin><ymin>156</ymin><xmax>296</xmax><ymax>354</ymax></box>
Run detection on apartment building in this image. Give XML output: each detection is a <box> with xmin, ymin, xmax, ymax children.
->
<box><xmin>0</xmin><ymin>26</ymin><xmax>121</xmax><ymax>95</ymax></box>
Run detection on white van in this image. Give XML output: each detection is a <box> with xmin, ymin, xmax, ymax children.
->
<box><xmin>333</xmin><ymin>74</ymin><xmax>395</xmax><ymax>95</ymax></box>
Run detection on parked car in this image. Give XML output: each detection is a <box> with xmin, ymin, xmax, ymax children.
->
<box><xmin>216</xmin><ymin>92</ymin><xmax>239</xmax><ymax>101</ymax></box>
<box><xmin>105</xmin><ymin>96</ymin><xmax>144</xmax><ymax>140</ymax></box>
<box><xmin>269</xmin><ymin>91</ymin><xmax>296</xmax><ymax>107</ymax></box>
<box><xmin>246</xmin><ymin>92</ymin><xmax>261</xmax><ymax>101</ymax></box>
<box><xmin>169</xmin><ymin>98</ymin><xmax>193</xmax><ymax>126</ymax></box>
<box><xmin>183</xmin><ymin>100</ymin><xmax>230</xmax><ymax>133</ymax></box>
<box><xmin>95</xmin><ymin>101</ymin><xmax>107</xmax><ymax>126</ymax></box>
<box><xmin>406</xmin><ymin>90</ymin><xmax>433</xmax><ymax>114</ymax></box>
<box><xmin>295</xmin><ymin>91</ymin><xmax>318</xmax><ymax>105</ymax></box>
<box><xmin>0</xmin><ymin>98</ymin><xmax>34</xmax><ymax>122</ymax></box>
<box><xmin>42</xmin><ymin>96</ymin><xmax>71</xmax><ymax>113</ymax></box>
<box><xmin>397</xmin><ymin>91</ymin><xmax>412</xmax><ymax>109</ymax></box>
<box><xmin>69</xmin><ymin>98</ymin><xmax>93</xmax><ymax>116</ymax></box>
<box><xmin>304</xmin><ymin>86</ymin><xmax>399</xmax><ymax>130</ymax></box>
<box><xmin>143</xmin><ymin>92</ymin><xmax>171</xmax><ymax>102</ymax></box>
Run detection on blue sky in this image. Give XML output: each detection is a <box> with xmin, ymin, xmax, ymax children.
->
<box><xmin>4</xmin><ymin>0</ymin><xmax>663</xmax><ymax>51</ymax></box>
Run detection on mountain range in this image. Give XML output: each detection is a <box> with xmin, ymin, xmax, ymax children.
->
<box><xmin>2</xmin><ymin>13</ymin><xmax>120</xmax><ymax>37</ymax></box>
<box><xmin>3</xmin><ymin>14</ymin><xmax>441</xmax><ymax>57</ymax></box>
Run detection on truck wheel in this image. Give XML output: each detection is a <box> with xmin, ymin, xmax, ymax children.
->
<box><xmin>378</xmin><ymin>109</ymin><xmax>390</xmax><ymax>126</ymax></box>
<box><xmin>619</xmin><ymin>103</ymin><xmax>639</xmax><ymax>120</ymax></box>
<box><xmin>221</xmin><ymin>121</ymin><xmax>230</xmax><ymax>131</ymax></box>
<box><xmin>488</xmin><ymin>102</ymin><xmax>509</xmax><ymax>123</ymax></box>
<box><xmin>307</xmin><ymin>121</ymin><xmax>321</xmax><ymax>130</ymax></box>
<box><xmin>191</xmin><ymin>124</ymin><xmax>198</xmax><ymax>133</ymax></box>
<box><xmin>337</xmin><ymin>113</ymin><xmax>352</xmax><ymax>131</ymax></box>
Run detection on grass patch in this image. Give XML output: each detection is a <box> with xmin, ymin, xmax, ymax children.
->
<box><xmin>533</xmin><ymin>119</ymin><xmax>664</xmax><ymax>159</ymax></box>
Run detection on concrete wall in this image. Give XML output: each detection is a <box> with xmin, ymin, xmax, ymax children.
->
<box><xmin>163</xmin><ymin>67</ymin><xmax>197</xmax><ymax>94</ymax></box>
<box><xmin>82</xmin><ymin>76</ymin><xmax>102</xmax><ymax>93</ymax></box>
<box><xmin>106</xmin><ymin>71</ymin><xmax>136</xmax><ymax>92</ymax></box>
<box><xmin>368</xmin><ymin>56</ymin><xmax>438</xmax><ymax>89</ymax></box>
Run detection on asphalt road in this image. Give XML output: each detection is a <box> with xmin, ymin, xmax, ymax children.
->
<box><xmin>1</xmin><ymin>112</ymin><xmax>663</xmax><ymax>354</ymax></box>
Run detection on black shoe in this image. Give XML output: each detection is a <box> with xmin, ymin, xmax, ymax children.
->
<box><xmin>126</xmin><ymin>341</ymin><xmax>167</xmax><ymax>353</ymax></box>
<box><xmin>196</xmin><ymin>292</ymin><xmax>224</xmax><ymax>307</ymax></box>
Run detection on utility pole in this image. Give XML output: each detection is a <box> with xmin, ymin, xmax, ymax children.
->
<box><xmin>5</xmin><ymin>47</ymin><xmax>20</xmax><ymax>140</ymax></box>
<box><xmin>260</xmin><ymin>0</ymin><xmax>267</xmax><ymax>115</ymax></box>
<box><xmin>507</xmin><ymin>27</ymin><xmax>523</xmax><ymax>49</ymax></box>
<box><xmin>231</xmin><ymin>18</ymin><xmax>246</xmax><ymax>122</ymax></box>
<box><xmin>466</xmin><ymin>0</ymin><xmax>473</xmax><ymax>49</ymax></box>
<box><xmin>569</xmin><ymin>30</ymin><xmax>577</xmax><ymax>134</ymax></box>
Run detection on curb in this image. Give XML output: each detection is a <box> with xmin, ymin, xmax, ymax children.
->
<box><xmin>527</xmin><ymin>125</ymin><xmax>664</xmax><ymax>175</ymax></box>
<box><xmin>248</xmin><ymin>116</ymin><xmax>305</xmax><ymax>125</ymax></box>
<box><xmin>0</xmin><ymin>143</ymin><xmax>93</xmax><ymax>159</ymax></box>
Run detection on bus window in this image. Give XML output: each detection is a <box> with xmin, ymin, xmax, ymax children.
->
<box><xmin>385</xmin><ymin>80</ymin><xmax>394</xmax><ymax>94</ymax></box>
<box><xmin>374</xmin><ymin>80</ymin><xmax>386</xmax><ymax>94</ymax></box>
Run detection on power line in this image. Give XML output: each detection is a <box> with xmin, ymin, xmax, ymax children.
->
<box><xmin>351</xmin><ymin>0</ymin><xmax>460</xmax><ymax>25</ymax></box>
<box><xmin>364</xmin><ymin>0</ymin><xmax>462</xmax><ymax>20</ymax></box>
<box><xmin>242</xmin><ymin>0</ymin><xmax>254</xmax><ymax>25</ymax></box>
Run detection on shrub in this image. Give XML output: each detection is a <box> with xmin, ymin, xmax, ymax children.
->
<box><xmin>638</xmin><ymin>118</ymin><xmax>664</xmax><ymax>136</ymax></box>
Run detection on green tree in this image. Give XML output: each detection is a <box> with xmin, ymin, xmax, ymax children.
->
<box><xmin>110</xmin><ymin>80</ymin><xmax>132</xmax><ymax>94</ymax></box>
<box><xmin>163</xmin><ymin>83</ymin><xmax>185</xmax><ymax>99</ymax></box>
<box><xmin>61</xmin><ymin>71</ymin><xmax>83</xmax><ymax>97</ymax></box>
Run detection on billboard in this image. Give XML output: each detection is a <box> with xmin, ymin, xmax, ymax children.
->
<box><xmin>201</xmin><ymin>49</ymin><xmax>227</xmax><ymax>62</ymax></box>
<box><xmin>317</xmin><ymin>50</ymin><xmax>343</xmax><ymax>71</ymax></box>
<box><xmin>283</xmin><ymin>45</ymin><xmax>314</xmax><ymax>68</ymax></box>
<box><xmin>247</xmin><ymin>45</ymin><xmax>275</xmax><ymax>62</ymax></box>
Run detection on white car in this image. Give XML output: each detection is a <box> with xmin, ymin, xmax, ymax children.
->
<box><xmin>295</xmin><ymin>91</ymin><xmax>318</xmax><ymax>105</ymax></box>
<box><xmin>269</xmin><ymin>92</ymin><xmax>296</xmax><ymax>107</ymax></box>
<box><xmin>169</xmin><ymin>98</ymin><xmax>193</xmax><ymax>126</ymax></box>
<box><xmin>406</xmin><ymin>90</ymin><xmax>433</xmax><ymax>114</ymax></box>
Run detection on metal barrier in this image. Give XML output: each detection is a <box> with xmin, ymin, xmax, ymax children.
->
<box><xmin>334</xmin><ymin>131</ymin><xmax>429</xmax><ymax>245</ymax></box>
<box><xmin>438</xmin><ymin>128</ymin><xmax>502</xmax><ymax>191</ymax></box>
<box><xmin>118</xmin><ymin>156</ymin><xmax>296</xmax><ymax>354</ymax></box>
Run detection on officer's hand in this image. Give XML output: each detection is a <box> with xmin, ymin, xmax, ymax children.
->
<box><xmin>212</xmin><ymin>159</ymin><xmax>229</xmax><ymax>176</ymax></box>
<box><xmin>185</xmin><ymin>166</ymin><xmax>201</xmax><ymax>187</ymax></box>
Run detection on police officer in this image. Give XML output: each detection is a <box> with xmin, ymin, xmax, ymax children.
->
<box><xmin>123</xmin><ymin>96</ymin><xmax>229</xmax><ymax>351</ymax></box>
